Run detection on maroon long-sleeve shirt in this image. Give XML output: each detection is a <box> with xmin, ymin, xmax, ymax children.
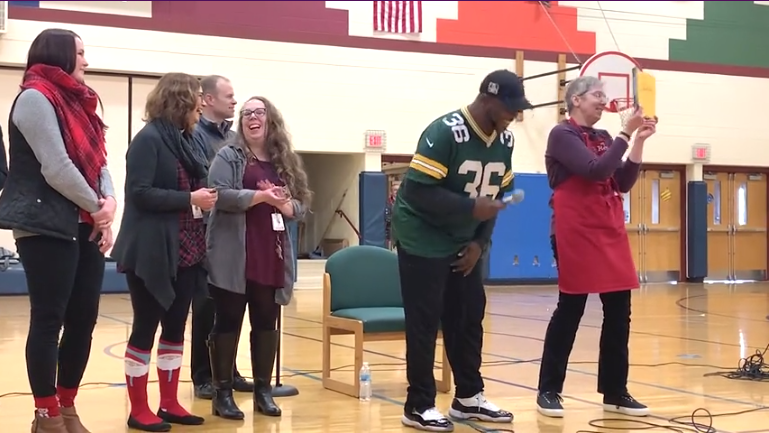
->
<box><xmin>545</xmin><ymin>121</ymin><xmax>641</xmax><ymax>236</ymax></box>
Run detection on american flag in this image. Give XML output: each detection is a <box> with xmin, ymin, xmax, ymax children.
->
<box><xmin>373</xmin><ymin>1</ymin><xmax>422</xmax><ymax>34</ymax></box>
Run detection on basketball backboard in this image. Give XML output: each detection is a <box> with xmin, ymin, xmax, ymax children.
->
<box><xmin>578</xmin><ymin>51</ymin><xmax>642</xmax><ymax>113</ymax></box>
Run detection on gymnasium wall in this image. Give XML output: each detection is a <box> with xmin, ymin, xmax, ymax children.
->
<box><xmin>2</xmin><ymin>1</ymin><xmax>766</xmax><ymax>168</ymax></box>
<box><xmin>559</xmin><ymin>0</ymin><xmax>769</xmax><ymax>167</ymax></box>
<box><xmin>300</xmin><ymin>153</ymin><xmax>366</xmax><ymax>254</ymax></box>
<box><xmin>0</xmin><ymin>1</ymin><xmax>767</xmax><ymax>270</ymax></box>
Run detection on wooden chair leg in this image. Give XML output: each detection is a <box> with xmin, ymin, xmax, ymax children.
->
<box><xmin>321</xmin><ymin>323</ymin><xmax>331</xmax><ymax>381</ymax></box>
<box><xmin>321</xmin><ymin>324</ymin><xmax>359</xmax><ymax>397</ymax></box>
<box><xmin>353</xmin><ymin>325</ymin><xmax>364</xmax><ymax>398</ymax></box>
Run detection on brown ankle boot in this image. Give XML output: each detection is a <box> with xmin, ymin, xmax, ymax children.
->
<box><xmin>30</xmin><ymin>414</ymin><xmax>67</xmax><ymax>433</ymax></box>
<box><xmin>60</xmin><ymin>407</ymin><xmax>91</xmax><ymax>433</ymax></box>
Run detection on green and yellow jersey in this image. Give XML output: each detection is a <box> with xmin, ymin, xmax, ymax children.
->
<box><xmin>391</xmin><ymin>106</ymin><xmax>515</xmax><ymax>258</ymax></box>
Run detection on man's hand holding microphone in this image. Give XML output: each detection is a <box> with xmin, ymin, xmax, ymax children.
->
<box><xmin>472</xmin><ymin>189</ymin><xmax>525</xmax><ymax>221</ymax></box>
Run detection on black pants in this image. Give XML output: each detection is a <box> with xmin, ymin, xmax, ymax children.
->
<box><xmin>210</xmin><ymin>282</ymin><xmax>280</xmax><ymax>334</ymax></box>
<box><xmin>126</xmin><ymin>264</ymin><xmax>204</xmax><ymax>351</ymax></box>
<box><xmin>538</xmin><ymin>235</ymin><xmax>631</xmax><ymax>395</ymax></box>
<box><xmin>190</xmin><ymin>290</ymin><xmax>245</xmax><ymax>385</ymax></box>
<box><xmin>18</xmin><ymin>223</ymin><xmax>106</xmax><ymax>398</ymax></box>
<box><xmin>398</xmin><ymin>246</ymin><xmax>486</xmax><ymax>412</ymax></box>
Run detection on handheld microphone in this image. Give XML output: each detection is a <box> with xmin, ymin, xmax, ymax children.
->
<box><xmin>502</xmin><ymin>189</ymin><xmax>525</xmax><ymax>205</ymax></box>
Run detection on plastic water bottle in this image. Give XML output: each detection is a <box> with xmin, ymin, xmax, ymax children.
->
<box><xmin>359</xmin><ymin>362</ymin><xmax>372</xmax><ymax>402</ymax></box>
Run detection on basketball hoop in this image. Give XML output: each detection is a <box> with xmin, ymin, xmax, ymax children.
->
<box><xmin>579</xmin><ymin>51</ymin><xmax>643</xmax><ymax>127</ymax></box>
<box><xmin>609</xmin><ymin>97</ymin><xmax>635</xmax><ymax>128</ymax></box>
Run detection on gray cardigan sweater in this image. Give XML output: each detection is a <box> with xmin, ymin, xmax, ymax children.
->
<box><xmin>10</xmin><ymin>89</ymin><xmax>115</xmax><ymax>239</ymax></box>
<box><xmin>206</xmin><ymin>144</ymin><xmax>306</xmax><ymax>305</ymax></box>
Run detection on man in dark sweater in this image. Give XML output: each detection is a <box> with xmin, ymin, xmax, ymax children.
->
<box><xmin>190</xmin><ymin>75</ymin><xmax>254</xmax><ymax>399</ymax></box>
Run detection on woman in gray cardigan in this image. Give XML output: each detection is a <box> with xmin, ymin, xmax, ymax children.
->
<box><xmin>206</xmin><ymin>96</ymin><xmax>311</xmax><ymax>421</ymax></box>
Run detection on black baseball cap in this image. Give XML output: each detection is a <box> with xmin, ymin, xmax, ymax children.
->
<box><xmin>479</xmin><ymin>70</ymin><xmax>533</xmax><ymax>112</ymax></box>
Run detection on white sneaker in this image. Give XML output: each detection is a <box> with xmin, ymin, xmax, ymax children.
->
<box><xmin>402</xmin><ymin>407</ymin><xmax>454</xmax><ymax>432</ymax></box>
<box><xmin>448</xmin><ymin>392</ymin><xmax>513</xmax><ymax>423</ymax></box>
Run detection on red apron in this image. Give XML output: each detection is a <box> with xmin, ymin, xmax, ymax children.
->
<box><xmin>553</xmin><ymin>119</ymin><xmax>639</xmax><ymax>295</ymax></box>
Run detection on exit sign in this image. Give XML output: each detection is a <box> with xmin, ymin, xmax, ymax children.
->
<box><xmin>364</xmin><ymin>130</ymin><xmax>387</xmax><ymax>151</ymax></box>
<box><xmin>692</xmin><ymin>144</ymin><xmax>710</xmax><ymax>162</ymax></box>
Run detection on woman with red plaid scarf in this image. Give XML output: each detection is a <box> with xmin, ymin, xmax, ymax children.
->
<box><xmin>0</xmin><ymin>29</ymin><xmax>117</xmax><ymax>433</ymax></box>
<box><xmin>111</xmin><ymin>73</ymin><xmax>217</xmax><ymax>432</ymax></box>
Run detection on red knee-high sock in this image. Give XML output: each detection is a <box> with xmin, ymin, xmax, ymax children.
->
<box><xmin>157</xmin><ymin>340</ymin><xmax>192</xmax><ymax>417</ymax></box>
<box><xmin>33</xmin><ymin>396</ymin><xmax>60</xmax><ymax>418</ymax></box>
<box><xmin>124</xmin><ymin>345</ymin><xmax>163</xmax><ymax>426</ymax></box>
<box><xmin>56</xmin><ymin>386</ymin><xmax>77</xmax><ymax>408</ymax></box>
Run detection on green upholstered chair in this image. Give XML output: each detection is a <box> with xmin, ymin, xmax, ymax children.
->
<box><xmin>321</xmin><ymin>245</ymin><xmax>451</xmax><ymax>398</ymax></box>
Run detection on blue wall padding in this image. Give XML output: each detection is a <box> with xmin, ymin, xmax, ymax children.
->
<box><xmin>0</xmin><ymin>222</ymin><xmax>303</xmax><ymax>294</ymax></box>
<box><xmin>0</xmin><ymin>262</ymin><xmax>127</xmax><ymax>295</ymax></box>
<box><xmin>359</xmin><ymin>171</ymin><xmax>387</xmax><ymax>248</ymax></box>
<box><xmin>488</xmin><ymin>173</ymin><xmax>556</xmax><ymax>282</ymax></box>
<box><xmin>686</xmin><ymin>181</ymin><xmax>708</xmax><ymax>279</ymax></box>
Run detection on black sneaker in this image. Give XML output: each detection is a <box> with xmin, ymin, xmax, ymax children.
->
<box><xmin>233</xmin><ymin>375</ymin><xmax>254</xmax><ymax>392</ymax></box>
<box><xmin>401</xmin><ymin>407</ymin><xmax>454</xmax><ymax>432</ymax></box>
<box><xmin>448</xmin><ymin>392</ymin><xmax>513</xmax><ymax>423</ymax></box>
<box><xmin>194</xmin><ymin>383</ymin><xmax>214</xmax><ymax>400</ymax></box>
<box><xmin>536</xmin><ymin>391</ymin><xmax>564</xmax><ymax>418</ymax></box>
<box><xmin>603</xmin><ymin>393</ymin><xmax>649</xmax><ymax>417</ymax></box>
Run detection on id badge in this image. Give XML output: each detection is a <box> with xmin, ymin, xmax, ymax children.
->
<box><xmin>271</xmin><ymin>213</ymin><xmax>285</xmax><ymax>232</ymax></box>
<box><xmin>192</xmin><ymin>205</ymin><xmax>203</xmax><ymax>219</ymax></box>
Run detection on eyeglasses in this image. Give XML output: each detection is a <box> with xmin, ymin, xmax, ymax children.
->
<box><xmin>583</xmin><ymin>91</ymin><xmax>607</xmax><ymax>103</ymax></box>
<box><xmin>241</xmin><ymin>108</ymin><xmax>267</xmax><ymax>119</ymax></box>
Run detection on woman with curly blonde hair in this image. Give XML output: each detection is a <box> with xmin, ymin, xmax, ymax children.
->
<box><xmin>112</xmin><ymin>72</ymin><xmax>217</xmax><ymax>431</ymax></box>
<box><xmin>205</xmin><ymin>96</ymin><xmax>310</xmax><ymax>420</ymax></box>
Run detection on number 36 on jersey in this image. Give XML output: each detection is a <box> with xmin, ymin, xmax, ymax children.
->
<box><xmin>407</xmin><ymin>109</ymin><xmax>515</xmax><ymax>199</ymax></box>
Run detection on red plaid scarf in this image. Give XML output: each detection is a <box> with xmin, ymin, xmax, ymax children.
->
<box><xmin>21</xmin><ymin>64</ymin><xmax>107</xmax><ymax>225</ymax></box>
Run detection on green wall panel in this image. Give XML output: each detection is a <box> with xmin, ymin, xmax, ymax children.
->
<box><xmin>669</xmin><ymin>1</ymin><xmax>769</xmax><ymax>69</ymax></box>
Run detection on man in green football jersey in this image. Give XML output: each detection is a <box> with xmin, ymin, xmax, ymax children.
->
<box><xmin>392</xmin><ymin>69</ymin><xmax>532</xmax><ymax>432</ymax></box>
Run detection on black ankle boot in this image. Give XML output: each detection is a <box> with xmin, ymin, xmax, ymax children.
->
<box><xmin>208</xmin><ymin>333</ymin><xmax>245</xmax><ymax>420</ymax></box>
<box><xmin>251</xmin><ymin>330</ymin><xmax>282</xmax><ymax>417</ymax></box>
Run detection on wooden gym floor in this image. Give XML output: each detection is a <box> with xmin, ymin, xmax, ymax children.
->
<box><xmin>1</xmin><ymin>284</ymin><xmax>768</xmax><ymax>433</ymax></box>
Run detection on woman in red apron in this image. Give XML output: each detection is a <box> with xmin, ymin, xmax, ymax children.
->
<box><xmin>535</xmin><ymin>75</ymin><xmax>657</xmax><ymax>419</ymax></box>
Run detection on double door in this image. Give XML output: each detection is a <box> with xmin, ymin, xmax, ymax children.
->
<box><xmin>624</xmin><ymin>170</ymin><xmax>682</xmax><ymax>283</ymax></box>
<box><xmin>704</xmin><ymin>172</ymin><xmax>767</xmax><ymax>281</ymax></box>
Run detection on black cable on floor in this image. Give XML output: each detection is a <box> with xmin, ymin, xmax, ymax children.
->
<box><xmin>703</xmin><ymin>343</ymin><xmax>769</xmax><ymax>381</ymax></box>
<box><xmin>2</xmin><ymin>350</ymin><xmax>766</xmax><ymax>433</ymax></box>
<box><xmin>578</xmin><ymin>406</ymin><xmax>769</xmax><ymax>433</ymax></box>
<box><xmin>580</xmin><ymin>343</ymin><xmax>769</xmax><ymax>433</ymax></box>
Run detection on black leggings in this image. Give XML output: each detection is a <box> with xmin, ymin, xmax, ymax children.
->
<box><xmin>210</xmin><ymin>282</ymin><xmax>280</xmax><ymax>334</ymax></box>
<box><xmin>17</xmin><ymin>224</ymin><xmax>106</xmax><ymax>398</ymax></box>
<box><xmin>126</xmin><ymin>264</ymin><xmax>205</xmax><ymax>351</ymax></box>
